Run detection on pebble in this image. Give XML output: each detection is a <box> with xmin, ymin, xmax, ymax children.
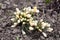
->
<box><xmin>46</xmin><ymin>37</ymin><xmax>54</xmax><ymax>40</ymax></box>
<box><xmin>40</xmin><ymin>36</ymin><xmax>45</xmax><ymax>39</ymax></box>
<box><xmin>56</xmin><ymin>35</ymin><xmax>59</xmax><ymax>38</ymax></box>
<box><xmin>2</xmin><ymin>22</ymin><xmax>7</xmax><ymax>27</ymax></box>
<box><xmin>12</xmin><ymin>29</ymin><xmax>20</xmax><ymax>33</ymax></box>
<box><xmin>1</xmin><ymin>4</ymin><xmax>7</xmax><ymax>9</ymax></box>
<box><xmin>58</xmin><ymin>31</ymin><xmax>60</xmax><ymax>34</ymax></box>
<box><xmin>0</xmin><ymin>27</ymin><xmax>3</xmax><ymax>31</ymax></box>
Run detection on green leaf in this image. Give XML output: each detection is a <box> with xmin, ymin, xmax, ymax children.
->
<box><xmin>16</xmin><ymin>36</ymin><xmax>19</xmax><ymax>40</ymax></box>
<box><xmin>45</xmin><ymin>0</ymin><xmax>51</xmax><ymax>4</ymax></box>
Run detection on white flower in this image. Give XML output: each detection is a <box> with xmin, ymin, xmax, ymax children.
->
<box><xmin>23</xmin><ymin>7</ymin><xmax>31</xmax><ymax>12</ymax></box>
<box><xmin>38</xmin><ymin>29</ymin><xmax>42</xmax><ymax>32</ymax></box>
<box><xmin>47</xmin><ymin>28</ymin><xmax>53</xmax><ymax>32</ymax></box>
<box><xmin>40</xmin><ymin>19</ymin><xmax>43</xmax><ymax>22</ymax></box>
<box><xmin>46</xmin><ymin>23</ymin><xmax>51</xmax><ymax>27</ymax></box>
<box><xmin>22</xmin><ymin>30</ymin><xmax>26</xmax><ymax>35</ymax></box>
<box><xmin>16</xmin><ymin>8</ymin><xmax>20</xmax><ymax>12</ymax></box>
<box><xmin>21</xmin><ymin>18</ymin><xmax>24</xmax><ymax>21</ymax></box>
<box><xmin>17</xmin><ymin>19</ymin><xmax>20</xmax><ymax>23</ymax></box>
<box><xmin>34</xmin><ymin>20</ymin><xmax>38</xmax><ymax>24</ymax></box>
<box><xmin>16</xmin><ymin>8</ymin><xmax>21</xmax><ymax>14</ymax></box>
<box><xmin>31</xmin><ymin>6</ymin><xmax>39</xmax><ymax>13</ymax></box>
<box><xmin>27</xmin><ymin>7</ymin><xmax>31</xmax><ymax>11</ymax></box>
<box><xmin>36</xmin><ymin>10</ymin><xmax>39</xmax><ymax>13</ymax></box>
<box><xmin>14</xmin><ymin>23</ymin><xmax>18</xmax><ymax>25</ymax></box>
<box><xmin>41</xmin><ymin>22</ymin><xmax>50</xmax><ymax>29</ymax></box>
<box><xmin>26</xmin><ymin>14</ymin><xmax>31</xmax><ymax>18</ymax></box>
<box><xmin>30</xmin><ymin>20</ymin><xmax>38</xmax><ymax>26</ymax></box>
<box><xmin>22</xmin><ymin>22</ymin><xmax>25</xmax><ymax>24</ymax></box>
<box><xmin>29</xmin><ymin>27</ymin><xmax>34</xmax><ymax>30</ymax></box>
<box><xmin>11</xmin><ymin>18</ymin><xmax>15</xmax><ymax>22</ymax></box>
<box><xmin>11</xmin><ymin>23</ymin><xmax>18</xmax><ymax>27</ymax></box>
<box><xmin>42</xmin><ymin>32</ymin><xmax>47</xmax><ymax>37</ymax></box>
<box><xmin>23</xmin><ymin>8</ymin><xmax>27</xmax><ymax>10</ymax></box>
<box><xmin>14</xmin><ymin>12</ymin><xmax>17</xmax><ymax>14</ymax></box>
<box><xmin>41</xmin><ymin>22</ymin><xmax>47</xmax><ymax>29</ymax></box>
<box><xmin>20</xmin><ymin>12</ymin><xmax>24</xmax><ymax>15</ymax></box>
<box><xmin>11</xmin><ymin>25</ymin><xmax>16</xmax><ymax>27</ymax></box>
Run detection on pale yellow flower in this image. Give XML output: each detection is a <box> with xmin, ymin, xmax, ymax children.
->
<box><xmin>46</xmin><ymin>23</ymin><xmax>51</xmax><ymax>27</ymax></box>
<box><xmin>29</xmin><ymin>20</ymin><xmax>38</xmax><ymax>26</ymax></box>
<box><xmin>41</xmin><ymin>22</ymin><xmax>47</xmax><ymax>29</ymax></box>
<box><xmin>16</xmin><ymin>14</ymin><xmax>19</xmax><ymax>18</ymax></box>
<box><xmin>16</xmin><ymin>8</ymin><xmax>21</xmax><ymax>13</ymax></box>
<box><xmin>27</xmin><ymin>17</ymin><xmax>33</xmax><ymax>21</ymax></box>
<box><xmin>47</xmin><ymin>28</ymin><xmax>53</xmax><ymax>32</ymax></box>
<box><xmin>26</xmin><ymin>14</ymin><xmax>31</xmax><ymax>18</ymax></box>
<box><xmin>20</xmin><ymin>12</ymin><xmax>24</xmax><ymax>15</ymax></box>
<box><xmin>33</xmin><ymin>6</ymin><xmax>37</xmax><ymax>11</ymax></box>
<box><xmin>19</xmin><ymin>16</ymin><xmax>22</xmax><ymax>18</ymax></box>
<box><xmin>22</xmin><ymin>30</ymin><xmax>26</xmax><ymax>35</ymax></box>
<box><xmin>21</xmin><ymin>18</ymin><xmax>24</xmax><ymax>21</ymax></box>
<box><xmin>11</xmin><ymin>18</ymin><xmax>15</xmax><ymax>22</ymax></box>
<box><xmin>32</xmin><ymin>6</ymin><xmax>39</xmax><ymax>13</ymax></box>
<box><xmin>29</xmin><ymin>27</ymin><xmax>34</xmax><ymax>30</ymax></box>
<box><xmin>23</xmin><ymin>7</ymin><xmax>27</xmax><ymax>11</ymax></box>
<box><xmin>40</xmin><ymin>19</ymin><xmax>43</xmax><ymax>22</ymax></box>
<box><xmin>17</xmin><ymin>19</ymin><xmax>20</xmax><ymax>23</ymax></box>
<box><xmin>23</xmin><ymin>13</ymin><xmax>27</xmax><ymax>17</ymax></box>
<box><xmin>11</xmin><ymin>23</ymin><xmax>18</xmax><ymax>27</ymax></box>
<box><xmin>11</xmin><ymin>25</ymin><xmax>16</xmax><ymax>27</ymax></box>
<box><xmin>23</xmin><ymin>7</ymin><xmax>32</xmax><ymax>12</ymax></box>
<box><xmin>14</xmin><ymin>12</ymin><xmax>17</xmax><ymax>14</ymax></box>
<box><xmin>22</xmin><ymin>22</ymin><xmax>26</xmax><ymax>24</ymax></box>
<box><xmin>38</xmin><ymin>29</ymin><xmax>42</xmax><ymax>32</ymax></box>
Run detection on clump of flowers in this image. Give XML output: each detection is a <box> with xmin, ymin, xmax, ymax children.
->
<box><xmin>11</xmin><ymin>6</ymin><xmax>53</xmax><ymax>37</ymax></box>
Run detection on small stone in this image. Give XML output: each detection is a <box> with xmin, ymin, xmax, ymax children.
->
<box><xmin>1</xmin><ymin>4</ymin><xmax>6</xmax><ymax>9</ymax></box>
<box><xmin>56</xmin><ymin>35</ymin><xmax>59</xmax><ymax>38</ymax></box>
<box><xmin>12</xmin><ymin>29</ymin><xmax>20</xmax><ymax>33</ymax></box>
<box><xmin>0</xmin><ymin>27</ymin><xmax>3</xmax><ymax>31</ymax></box>
<box><xmin>58</xmin><ymin>31</ymin><xmax>60</xmax><ymax>34</ymax></box>
<box><xmin>40</xmin><ymin>36</ymin><xmax>45</xmax><ymax>39</ymax></box>
<box><xmin>2</xmin><ymin>22</ymin><xmax>7</xmax><ymax>27</ymax></box>
<box><xmin>20</xmin><ymin>38</ymin><xmax>23</xmax><ymax>40</ymax></box>
<box><xmin>4</xmin><ymin>1</ymin><xmax>10</xmax><ymax>4</ymax></box>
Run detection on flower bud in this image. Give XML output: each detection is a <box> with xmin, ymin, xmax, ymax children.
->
<box><xmin>11</xmin><ymin>25</ymin><xmax>16</xmax><ymax>27</ymax></box>
<box><xmin>16</xmin><ymin>8</ymin><xmax>20</xmax><ymax>13</ymax></box>
<box><xmin>41</xmin><ymin>22</ymin><xmax>47</xmax><ymax>29</ymax></box>
<box><xmin>40</xmin><ymin>19</ymin><xmax>43</xmax><ymax>22</ymax></box>
<box><xmin>47</xmin><ymin>28</ymin><xmax>53</xmax><ymax>32</ymax></box>
<box><xmin>29</xmin><ymin>27</ymin><xmax>34</xmax><ymax>30</ymax></box>
<box><xmin>42</xmin><ymin>32</ymin><xmax>47</xmax><ymax>37</ymax></box>
<box><xmin>11</xmin><ymin>23</ymin><xmax>18</xmax><ymax>27</ymax></box>
<box><xmin>46</xmin><ymin>23</ymin><xmax>51</xmax><ymax>27</ymax></box>
<box><xmin>26</xmin><ymin>14</ymin><xmax>31</xmax><ymax>18</ymax></box>
<box><xmin>22</xmin><ymin>30</ymin><xmax>26</xmax><ymax>35</ymax></box>
<box><xmin>17</xmin><ymin>19</ymin><xmax>20</xmax><ymax>23</ymax></box>
<box><xmin>30</xmin><ymin>20</ymin><xmax>38</xmax><ymax>26</ymax></box>
<box><xmin>11</xmin><ymin>18</ymin><xmax>15</xmax><ymax>22</ymax></box>
<box><xmin>22</xmin><ymin>22</ymin><xmax>25</xmax><ymax>24</ymax></box>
